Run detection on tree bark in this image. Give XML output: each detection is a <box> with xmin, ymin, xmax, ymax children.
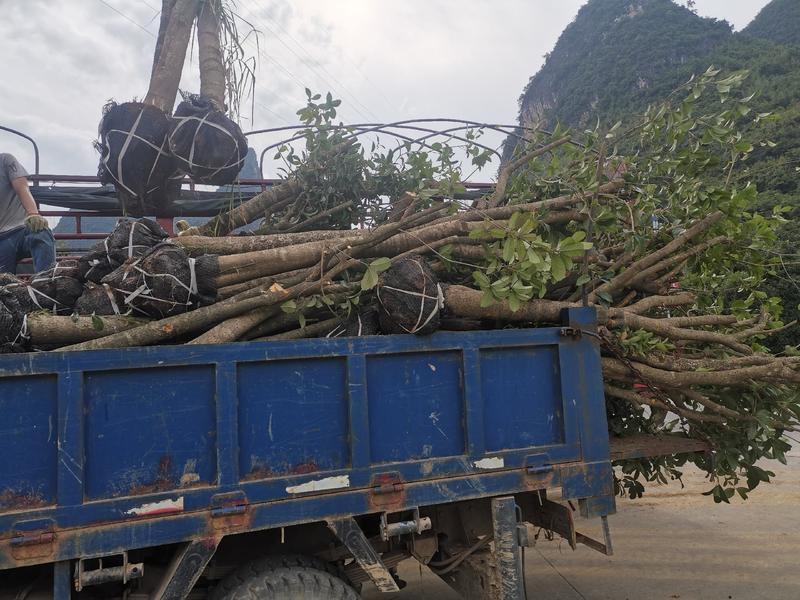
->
<box><xmin>176</xmin><ymin>230</ymin><xmax>360</xmax><ymax>256</ymax></box>
<box><xmin>483</xmin><ymin>136</ymin><xmax>572</xmax><ymax>208</ymax></box>
<box><xmin>255</xmin><ymin>317</ymin><xmax>343</xmax><ymax>341</ymax></box>
<box><xmin>151</xmin><ymin>0</ymin><xmax>177</xmax><ymax>79</ymax></box>
<box><xmin>27</xmin><ymin>314</ymin><xmax>146</xmax><ymax>347</ymax></box>
<box><xmin>190</xmin><ymin>180</ymin><xmax>304</xmax><ymax>236</ymax></box>
<box><xmin>145</xmin><ymin>0</ymin><xmax>201</xmax><ymax>113</ymax></box>
<box><xmin>197</xmin><ymin>0</ymin><xmax>226</xmax><ymax>110</ymax></box>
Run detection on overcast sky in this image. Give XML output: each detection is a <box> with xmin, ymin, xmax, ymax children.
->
<box><xmin>0</xmin><ymin>0</ymin><xmax>771</xmax><ymax>178</ymax></box>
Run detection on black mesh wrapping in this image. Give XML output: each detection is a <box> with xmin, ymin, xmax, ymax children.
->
<box><xmin>169</xmin><ymin>95</ymin><xmax>248</xmax><ymax>185</ymax></box>
<box><xmin>376</xmin><ymin>257</ymin><xmax>441</xmax><ymax>335</ymax></box>
<box><xmin>96</xmin><ymin>101</ymin><xmax>180</xmax><ymax>215</ymax></box>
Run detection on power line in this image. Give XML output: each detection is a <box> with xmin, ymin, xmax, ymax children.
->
<box><xmin>268</xmin><ymin>4</ymin><xmax>398</xmax><ymax>116</ymax></box>
<box><xmin>256</xmin><ymin>101</ymin><xmax>294</xmax><ymax>126</ymax></box>
<box><xmin>97</xmin><ymin>0</ymin><xmax>155</xmax><ymax>37</ymax></box>
<box><xmin>237</xmin><ymin>3</ymin><xmax>379</xmax><ymax>123</ymax></box>
<box><xmin>251</xmin><ymin>17</ymin><xmax>380</xmax><ymax>122</ymax></box>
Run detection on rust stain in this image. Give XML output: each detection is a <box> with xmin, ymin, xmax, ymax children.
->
<box><xmin>367</xmin><ymin>473</ymin><xmax>406</xmax><ymax>511</ymax></box>
<box><xmin>0</xmin><ymin>490</ymin><xmax>49</xmax><ymax>513</ymax></box>
<box><xmin>243</xmin><ymin>460</ymin><xmax>320</xmax><ymax>481</ymax></box>
<box><xmin>242</xmin><ymin>465</ymin><xmax>275</xmax><ymax>481</ymax></box>
<box><xmin>292</xmin><ymin>461</ymin><xmax>319</xmax><ymax>475</ymax></box>
<box><xmin>524</xmin><ymin>470</ymin><xmax>556</xmax><ymax>492</ymax></box>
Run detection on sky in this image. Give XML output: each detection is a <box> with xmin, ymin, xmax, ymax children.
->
<box><xmin>0</xmin><ymin>0</ymin><xmax>772</xmax><ymax>179</ymax></box>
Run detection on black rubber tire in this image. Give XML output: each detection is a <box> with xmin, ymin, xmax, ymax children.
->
<box><xmin>211</xmin><ymin>554</ymin><xmax>360</xmax><ymax>600</ymax></box>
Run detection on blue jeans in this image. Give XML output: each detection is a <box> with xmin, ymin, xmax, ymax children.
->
<box><xmin>0</xmin><ymin>226</ymin><xmax>56</xmax><ymax>274</ymax></box>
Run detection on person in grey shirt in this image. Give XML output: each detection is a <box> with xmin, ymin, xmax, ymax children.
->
<box><xmin>0</xmin><ymin>153</ymin><xmax>55</xmax><ymax>273</ymax></box>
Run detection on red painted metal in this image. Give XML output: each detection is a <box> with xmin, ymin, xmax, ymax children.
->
<box><xmin>32</xmin><ymin>174</ymin><xmax>494</xmax><ymax>244</ymax></box>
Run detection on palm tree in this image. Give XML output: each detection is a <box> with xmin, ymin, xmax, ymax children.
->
<box><xmin>97</xmin><ymin>0</ymin><xmax>253</xmax><ymax>214</ymax></box>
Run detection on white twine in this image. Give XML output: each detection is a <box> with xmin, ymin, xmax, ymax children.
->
<box><xmin>115</xmin><ymin>254</ymin><xmax>200</xmax><ymax>313</ymax></box>
<box><xmin>12</xmin><ymin>314</ymin><xmax>29</xmax><ymax>345</ymax></box>
<box><xmin>26</xmin><ymin>285</ymin><xmax>61</xmax><ymax>314</ymax></box>
<box><xmin>103</xmin><ymin>114</ymin><xmax>172</xmax><ymax>198</ymax></box>
<box><xmin>170</xmin><ymin>114</ymin><xmax>245</xmax><ymax>175</ymax></box>
<box><xmin>109</xmin><ymin>108</ymin><xmax>145</xmax><ymax>198</ymax></box>
<box><xmin>102</xmin><ymin>284</ymin><xmax>122</xmax><ymax>316</ymax></box>
<box><xmin>377</xmin><ymin>282</ymin><xmax>444</xmax><ymax>334</ymax></box>
<box><xmin>326</xmin><ymin>324</ymin><xmax>346</xmax><ymax>338</ymax></box>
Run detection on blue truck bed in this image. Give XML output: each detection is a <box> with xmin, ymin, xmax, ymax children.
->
<box><xmin>0</xmin><ymin>307</ymin><xmax>613</xmax><ymax>582</ymax></box>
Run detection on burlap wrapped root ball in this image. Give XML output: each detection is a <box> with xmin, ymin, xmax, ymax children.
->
<box><xmin>79</xmin><ymin>218</ymin><xmax>169</xmax><ymax>283</ymax></box>
<box><xmin>74</xmin><ymin>283</ymin><xmax>124</xmax><ymax>316</ymax></box>
<box><xmin>0</xmin><ymin>265</ymin><xmax>83</xmax><ymax>315</ymax></box>
<box><xmin>96</xmin><ymin>101</ymin><xmax>180</xmax><ymax>215</ymax></box>
<box><xmin>169</xmin><ymin>95</ymin><xmax>248</xmax><ymax>185</ymax></box>
<box><xmin>323</xmin><ymin>305</ymin><xmax>381</xmax><ymax>338</ymax></box>
<box><xmin>100</xmin><ymin>243</ymin><xmax>218</xmax><ymax>319</ymax></box>
<box><xmin>0</xmin><ymin>286</ymin><xmax>28</xmax><ymax>353</ymax></box>
<box><xmin>376</xmin><ymin>257</ymin><xmax>443</xmax><ymax>335</ymax></box>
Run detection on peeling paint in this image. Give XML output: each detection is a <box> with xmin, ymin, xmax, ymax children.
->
<box><xmin>474</xmin><ymin>457</ymin><xmax>505</xmax><ymax>470</ymax></box>
<box><xmin>126</xmin><ymin>497</ymin><xmax>184</xmax><ymax>516</ymax></box>
<box><xmin>286</xmin><ymin>475</ymin><xmax>350</xmax><ymax>494</ymax></box>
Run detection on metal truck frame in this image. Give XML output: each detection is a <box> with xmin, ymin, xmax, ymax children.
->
<box><xmin>0</xmin><ymin>306</ymin><xmax>619</xmax><ymax>599</ymax></box>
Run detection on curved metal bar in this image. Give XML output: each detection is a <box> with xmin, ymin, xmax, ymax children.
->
<box><xmin>246</xmin><ymin>119</ymin><xmax>561</xmax><ymax>178</ymax></box>
<box><xmin>0</xmin><ymin>124</ymin><xmax>41</xmax><ymax>178</ymax></box>
<box><xmin>243</xmin><ymin>119</ymin><xmax>548</xmax><ymax>138</ymax></box>
<box><xmin>257</xmin><ymin>124</ymin><xmax>463</xmax><ymax>178</ymax></box>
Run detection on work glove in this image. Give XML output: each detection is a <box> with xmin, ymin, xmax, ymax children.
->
<box><xmin>175</xmin><ymin>220</ymin><xmax>199</xmax><ymax>236</ymax></box>
<box><xmin>25</xmin><ymin>214</ymin><xmax>50</xmax><ymax>233</ymax></box>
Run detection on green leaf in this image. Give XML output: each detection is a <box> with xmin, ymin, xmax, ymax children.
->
<box><xmin>91</xmin><ymin>315</ymin><xmax>104</xmax><ymax>331</ymax></box>
<box><xmin>298</xmin><ymin>313</ymin><xmax>307</xmax><ymax>329</ymax></box>
<box><xmin>502</xmin><ymin>238</ymin><xmax>516</xmax><ymax>263</ymax></box>
<box><xmin>281</xmin><ymin>300</ymin><xmax>298</xmax><ymax>314</ymax></box>
<box><xmin>479</xmin><ymin>292</ymin><xmax>495</xmax><ymax>308</ymax></box>
<box><xmin>361</xmin><ymin>267</ymin><xmax>379</xmax><ymax>291</ymax></box>
<box><xmin>597</xmin><ymin>291</ymin><xmax>613</xmax><ymax>305</ymax></box>
<box><xmin>473</xmin><ymin>271</ymin><xmax>491</xmax><ymax>288</ymax></box>
<box><xmin>551</xmin><ymin>254</ymin><xmax>567</xmax><ymax>282</ymax></box>
<box><xmin>370</xmin><ymin>257</ymin><xmax>392</xmax><ymax>273</ymax></box>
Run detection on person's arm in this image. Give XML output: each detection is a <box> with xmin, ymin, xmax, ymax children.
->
<box><xmin>11</xmin><ymin>176</ymin><xmax>38</xmax><ymax>215</ymax></box>
<box><xmin>11</xmin><ymin>177</ymin><xmax>49</xmax><ymax>232</ymax></box>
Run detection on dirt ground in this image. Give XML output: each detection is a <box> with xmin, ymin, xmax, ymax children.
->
<box><xmin>364</xmin><ymin>450</ymin><xmax>800</xmax><ymax>600</ymax></box>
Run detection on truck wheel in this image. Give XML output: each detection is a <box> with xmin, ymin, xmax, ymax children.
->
<box><xmin>211</xmin><ymin>554</ymin><xmax>360</xmax><ymax>600</ymax></box>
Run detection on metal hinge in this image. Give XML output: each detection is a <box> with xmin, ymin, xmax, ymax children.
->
<box><xmin>10</xmin><ymin>531</ymin><xmax>54</xmax><ymax>547</ymax></box>
<box><xmin>559</xmin><ymin>327</ymin><xmax>582</xmax><ymax>339</ymax></box>
<box><xmin>10</xmin><ymin>519</ymin><xmax>56</xmax><ymax>560</ymax></box>
<box><xmin>210</xmin><ymin>491</ymin><xmax>248</xmax><ymax>529</ymax></box>
<box><xmin>369</xmin><ymin>472</ymin><xmax>405</xmax><ymax>509</ymax></box>
<box><xmin>371</xmin><ymin>482</ymin><xmax>404</xmax><ymax>495</ymax></box>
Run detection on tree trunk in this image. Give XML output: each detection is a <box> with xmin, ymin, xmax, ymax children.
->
<box><xmin>197</xmin><ymin>0</ymin><xmax>226</xmax><ymax>110</ymax></box>
<box><xmin>256</xmin><ymin>317</ymin><xmax>343</xmax><ymax>341</ymax></box>
<box><xmin>176</xmin><ymin>229</ymin><xmax>356</xmax><ymax>256</ymax></box>
<box><xmin>151</xmin><ymin>0</ymin><xmax>177</xmax><ymax>79</ymax></box>
<box><xmin>27</xmin><ymin>314</ymin><xmax>146</xmax><ymax>347</ymax></box>
<box><xmin>191</xmin><ymin>180</ymin><xmax>303</xmax><ymax>236</ymax></box>
<box><xmin>145</xmin><ymin>0</ymin><xmax>201</xmax><ymax>113</ymax></box>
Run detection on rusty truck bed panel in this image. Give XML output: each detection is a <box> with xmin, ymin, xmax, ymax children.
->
<box><xmin>0</xmin><ymin>307</ymin><xmax>613</xmax><ymax>569</ymax></box>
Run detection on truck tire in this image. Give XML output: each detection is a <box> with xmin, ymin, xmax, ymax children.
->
<box><xmin>211</xmin><ymin>554</ymin><xmax>360</xmax><ymax>600</ymax></box>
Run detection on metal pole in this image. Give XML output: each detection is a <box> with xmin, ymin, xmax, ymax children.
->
<box><xmin>53</xmin><ymin>560</ymin><xmax>72</xmax><ymax>600</ymax></box>
<box><xmin>0</xmin><ymin>124</ymin><xmax>40</xmax><ymax>181</ymax></box>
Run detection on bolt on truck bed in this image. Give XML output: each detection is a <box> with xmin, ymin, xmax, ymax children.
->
<box><xmin>0</xmin><ymin>307</ymin><xmax>615</xmax><ymax>599</ymax></box>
